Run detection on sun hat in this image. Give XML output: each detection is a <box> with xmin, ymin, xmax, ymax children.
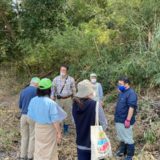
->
<box><xmin>30</xmin><ymin>77</ymin><xmax>40</xmax><ymax>84</ymax></box>
<box><xmin>39</xmin><ymin>78</ymin><xmax>52</xmax><ymax>90</ymax></box>
<box><xmin>75</xmin><ymin>79</ymin><xmax>94</xmax><ymax>98</ymax></box>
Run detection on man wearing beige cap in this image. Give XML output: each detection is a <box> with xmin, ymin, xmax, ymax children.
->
<box><xmin>90</xmin><ymin>73</ymin><xmax>104</xmax><ymax>104</ymax></box>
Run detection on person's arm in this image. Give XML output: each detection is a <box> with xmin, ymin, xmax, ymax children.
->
<box><xmin>19</xmin><ymin>93</ymin><xmax>22</xmax><ymax>110</ymax></box>
<box><xmin>124</xmin><ymin>107</ymin><xmax>134</xmax><ymax>128</ymax></box>
<box><xmin>50</xmin><ymin>102</ymin><xmax>67</xmax><ymax>144</ymax></box>
<box><xmin>98</xmin><ymin>104</ymin><xmax>108</xmax><ymax>130</ymax></box>
<box><xmin>51</xmin><ymin>79</ymin><xmax>56</xmax><ymax>100</ymax></box>
<box><xmin>127</xmin><ymin>107</ymin><xmax>134</xmax><ymax>120</ymax></box>
<box><xmin>125</xmin><ymin>92</ymin><xmax>137</xmax><ymax>128</ymax></box>
<box><xmin>71</xmin><ymin>78</ymin><xmax>76</xmax><ymax>96</ymax></box>
<box><xmin>98</xmin><ymin>83</ymin><xmax>104</xmax><ymax>106</ymax></box>
<box><xmin>98</xmin><ymin>83</ymin><xmax>104</xmax><ymax>101</ymax></box>
<box><xmin>53</xmin><ymin>122</ymin><xmax>62</xmax><ymax>144</ymax></box>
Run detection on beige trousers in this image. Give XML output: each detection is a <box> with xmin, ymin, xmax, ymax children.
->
<box><xmin>20</xmin><ymin>114</ymin><xmax>35</xmax><ymax>159</ymax></box>
<box><xmin>56</xmin><ymin>97</ymin><xmax>73</xmax><ymax>124</ymax></box>
<box><xmin>34</xmin><ymin>123</ymin><xmax>58</xmax><ymax>160</ymax></box>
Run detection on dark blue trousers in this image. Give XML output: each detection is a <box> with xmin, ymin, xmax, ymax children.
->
<box><xmin>77</xmin><ymin>148</ymin><xmax>91</xmax><ymax>160</ymax></box>
<box><xmin>77</xmin><ymin>148</ymin><xmax>105</xmax><ymax>160</ymax></box>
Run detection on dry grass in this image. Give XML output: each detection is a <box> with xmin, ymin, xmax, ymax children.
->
<box><xmin>0</xmin><ymin>71</ymin><xmax>159</xmax><ymax>160</ymax></box>
<box><xmin>0</xmin><ymin>99</ymin><xmax>159</xmax><ymax>160</ymax></box>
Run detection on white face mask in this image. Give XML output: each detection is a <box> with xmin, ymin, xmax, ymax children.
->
<box><xmin>60</xmin><ymin>72</ymin><xmax>66</xmax><ymax>77</ymax></box>
<box><xmin>91</xmin><ymin>79</ymin><xmax>97</xmax><ymax>83</ymax></box>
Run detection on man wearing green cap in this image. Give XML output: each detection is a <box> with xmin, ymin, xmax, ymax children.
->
<box><xmin>19</xmin><ymin>77</ymin><xmax>40</xmax><ymax>160</ymax></box>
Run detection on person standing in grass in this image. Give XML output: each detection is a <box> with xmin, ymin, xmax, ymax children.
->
<box><xmin>72</xmin><ymin>80</ymin><xmax>107</xmax><ymax>160</ymax></box>
<box><xmin>115</xmin><ymin>77</ymin><xmax>138</xmax><ymax>160</ymax></box>
<box><xmin>28</xmin><ymin>78</ymin><xmax>67</xmax><ymax>160</ymax></box>
<box><xmin>90</xmin><ymin>73</ymin><xmax>104</xmax><ymax>105</ymax></box>
<box><xmin>19</xmin><ymin>77</ymin><xmax>40</xmax><ymax>160</ymax></box>
<box><xmin>51</xmin><ymin>65</ymin><xmax>76</xmax><ymax>134</ymax></box>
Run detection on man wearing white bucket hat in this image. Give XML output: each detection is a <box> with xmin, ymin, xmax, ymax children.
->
<box><xmin>72</xmin><ymin>79</ymin><xmax>108</xmax><ymax>160</ymax></box>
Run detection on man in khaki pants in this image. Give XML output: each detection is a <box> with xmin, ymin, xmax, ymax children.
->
<box><xmin>51</xmin><ymin>65</ymin><xmax>76</xmax><ymax>134</ymax></box>
<box><xmin>19</xmin><ymin>77</ymin><xmax>40</xmax><ymax>160</ymax></box>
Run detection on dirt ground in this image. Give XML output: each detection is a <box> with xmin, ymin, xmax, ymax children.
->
<box><xmin>0</xmin><ymin>83</ymin><xmax>160</xmax><ymax>160</ymax></box>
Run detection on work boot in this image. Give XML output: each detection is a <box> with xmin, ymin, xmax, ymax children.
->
<box><xmin>115</xmin><ymin>142</ymin><xmax>127</xmax><ymax>157</ymax></box>
<box><xmin>124</xmin><ymin>144</ymin><xmax>135</xmax><ymax>160</ymax></box>
<box><xmin>63</xmin><ymin>124</ymin><xmax>69</xmax><ymax>134</ymax></box>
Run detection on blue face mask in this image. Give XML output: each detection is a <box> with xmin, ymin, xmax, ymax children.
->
<box><xmin>118</xmin><ymin>85</ymin><xmax>126</xmax><ymax>92</ymax></box>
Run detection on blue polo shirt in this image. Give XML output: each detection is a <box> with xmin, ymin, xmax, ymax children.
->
<box><xmin>19</xmin><ymin>86</ymin><xmax>37</xmax><ymax>114</ymax></box>
<box><xmin>114</xmin><ymin>88</ymin><xmax>138</xmax><ymax>125</ymax></box>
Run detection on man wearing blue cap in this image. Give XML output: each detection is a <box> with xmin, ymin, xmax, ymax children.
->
<box><xmin>19</xmin><ymin>77</ymin><xmax>40</xmax><ymax>160</ymax></box>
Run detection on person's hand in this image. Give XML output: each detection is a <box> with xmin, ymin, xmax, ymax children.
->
<box><xmin>124</xmin><ymin>119</ymin><xmax>131</xmax><ymax>128</ymax></box>
<box><xmin>100</xmin><ymin>101</ymin><xmax>104</xmax><ymax>107</ymax></box>
<box><xmin>99</xmin><ymin>101</ymin><xmax>104</xmax><ymax>107</ymax></box>
<box><xmin>57</xmin><ymin>132</ymin><xmax>62</xmax><ymax>144</ymax></box>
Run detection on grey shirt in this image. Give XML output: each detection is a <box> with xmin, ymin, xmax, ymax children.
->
<box><xmin>51</xmin><ymin>75</ymin><xmax>76</xmax><ymax>97</ymax></box>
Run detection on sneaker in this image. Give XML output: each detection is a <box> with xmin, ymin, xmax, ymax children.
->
<box><xmin>124</xmin><ymin>156</ymin><xmax>133</xmax><ymax>160</ymax></box>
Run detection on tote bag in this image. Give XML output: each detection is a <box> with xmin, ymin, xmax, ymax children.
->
<box><xmin>91</xmin><ymin>102</ymin><xmax>112</xmax><ymax>160</ymax></box>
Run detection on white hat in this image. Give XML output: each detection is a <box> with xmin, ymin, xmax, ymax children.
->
<box><xmin>76</xmin><ymin>79</ymin><xmax>94</xmax><ymax>98</ymax></box>
<box><xmin>90</xmin><ymin>73</ymin><xmax>97</xmax><ymax>77</ymax></box>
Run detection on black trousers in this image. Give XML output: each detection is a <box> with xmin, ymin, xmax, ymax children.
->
<box><xmin>77</xmin><ymin>148</ymin><xmax>105</xmax><ymax>160</ymax></box>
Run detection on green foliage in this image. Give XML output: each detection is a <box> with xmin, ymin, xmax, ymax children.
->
<box><xmin>0</xmin><ymin>0</ymin><xmax>18</xmax><ymax>61</ymax></box>
<box><xmin>106</xmin><ymin>93</ymin><xmax>117</xmax><ymax>103</ymax></box>
<box><xmin>1</xmin><ymin>0</ymin><xmax>160</xmax><ymax>90</ymax></box>
<box><xmin>19</xmin><ymin>0</ymin><xmax>67</xmax><ymax>39</ymax></box>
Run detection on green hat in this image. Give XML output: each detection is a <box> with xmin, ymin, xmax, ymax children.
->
<box><xmin>39</xmin><ymin>78</ymin><xmax>52</xmax><ymax>90</ymax></box>
<box><xmin>30</xmin><ymin>77</ymin><xmax>40</xmax><ymax>84</ymax></box>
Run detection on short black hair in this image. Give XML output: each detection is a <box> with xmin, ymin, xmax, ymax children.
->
<box><xmin>37</xmin><ymin>88</ymin><xmax>51</xmax><ymax>97</ymax></box>
<box><xmin>118</xmin><ymin>77</ymin><xmax>131</xmax><ymax>84</ymax></box>
<box><xmin>60</xmin><ymin>65</ymin><xmax>69</xmax><ymax>71</ymax></box>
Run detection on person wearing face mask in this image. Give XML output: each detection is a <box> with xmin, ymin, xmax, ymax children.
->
<box><xmin>115</xmin><ymin>77</ymin><xmax>138</xmax><ymax>160</ymax></box>
<box><xmin>90</xmin><ymin>73</ymin><xmax>104</xmax><ymax>104</ymax></box>
<box><xmin>51</xmin><ymin>65</ymin><xmax>76</xmax><ymax>134</ymax></box>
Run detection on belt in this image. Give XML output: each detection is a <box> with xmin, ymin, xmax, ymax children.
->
<box><xmin>60</xmin><ymin>95</ymin><xmax>73</xmax><ymax>99</ymax></box>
